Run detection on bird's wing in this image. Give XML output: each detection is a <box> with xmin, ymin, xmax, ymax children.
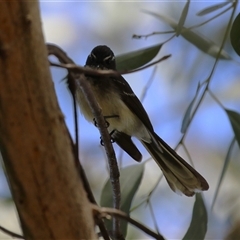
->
<box><xmin>112</xmin><ymin>76</ymin><xmax>164</xmax><ymax>151</ymax></box>
<box><xmin>112</xmin><ymin>76</ymin><xmax>154</xmax><ymax>132</ymax></box>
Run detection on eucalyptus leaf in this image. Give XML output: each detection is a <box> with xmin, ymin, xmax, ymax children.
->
<box><xmin>177</xmin><ymin>0</ymin><xmax>190</xmax><ymax>36</ymax></box>
<box><xmin>143</xmin><ymin>10</ymin><xmax>230</xmax><ymax>59</ymax></box>
<box><xmin>181</xmin><ymin>98</ymin><xmax>195</xmax><ymax>134</ymax></box>
<box><xmin>183</xmin><ymin>193</ymin><xmax>208</xmax><ymax>240</ymax></box>
<box><xmin>116</xmin><ymin>44</ymin><xmax>162</xmax><ymax>71</ymax></box>
<box><xmin>225</xmin><ymin>109</ymin><xmax>240</xmax><ymax>147</ymax></box>
<box><xmin>181</xmin><ymin>82</ymin><xmax>201</xmax><ymax>133</ymax></box>
<box><xmin>211</xmin><ymin>137</ymin><xmax>235</xmax><ymax>210</ymax></box>
<box><xmin>100</xmin><ymin>164</ymin><xmax>144</xmax><ymax>237</ymax></box>
<box><xmin>197</xmin><ymin>2</ymin><xmax>230</xmax><ymax>16</ymax></box>
<box><xmin>230</xmin><ymin>13</ymin><xmax>240</xmax><ymax>56</ymax></box>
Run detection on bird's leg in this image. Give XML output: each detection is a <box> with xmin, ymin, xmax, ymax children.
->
<box><xmin>92</xmin><ymin>115</ymin><xmax>119</xmax><ymax>146</ymax></box>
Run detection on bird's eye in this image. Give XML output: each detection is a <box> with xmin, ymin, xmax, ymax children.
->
<box><xmin>103</xmin><ymin>55</ymin><xmax>115</xmax><ymax>64</ymax></box>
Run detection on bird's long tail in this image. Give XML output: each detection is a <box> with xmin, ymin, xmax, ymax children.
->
<box><xmin>141</xmin><ymin>133</ymin><xmax>209</xmax><ymax>196</ymax></box>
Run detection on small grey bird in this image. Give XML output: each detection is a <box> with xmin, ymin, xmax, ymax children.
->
<box><xmin>76</xmin><ymin>45</ymin><xmax>209</xmax><ymax>196</ymax></box>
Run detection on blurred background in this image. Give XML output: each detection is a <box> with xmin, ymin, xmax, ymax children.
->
<box><xmin>1</xmin><ymin>1</ymin><xmax>240</xmax><ymax>239</ymax></box>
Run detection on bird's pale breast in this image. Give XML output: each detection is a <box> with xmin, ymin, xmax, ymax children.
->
<box><xmin>76</xmin><ymin>83</ymin><xmax>150</xmax><ymax>141</ymax></box>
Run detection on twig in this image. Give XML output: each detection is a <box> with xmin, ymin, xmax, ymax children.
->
<box><xmin>188</xmin><ymin>4</ymin><xmax>233</xmax><ymax>30</ymax></box>
<box><xmin>140</xmin><ymin>65</ymin><xmax>157</xmax><ymax>102</ymax></box>
<box><xmin>132</xmin><ymin>4</ymin><xmax>233</xmax><ymax>40</ymax></box>
<box><xmin>49</xmin><ymin>54</ymin><xmax>171</xmax><ymax>78</ymax></box>
<box><xmin>47</xmin><ymin>44</ymin><xmax>111</xmax><ymax>240</ymax></box>
<box><xmin>47</xmin><ymin>44</ymin><xmax>79</xmax><ymax>158</ymax></box>
<box><xmin>181</xmin><ymin>143</ymin><xmax>195</xmax><ymax>167</ymax></box>
<box><xmin>92</xmin><ymin>205</ymin><xmax>165</xmax><ymax>240</ymax></box>
<box><xmin>133</xmin><ymin>30</ymin><xmax>175</xmax><ymax>39</ymax></box>
<box><xmin>129</xmin><ymin>173</ymin><xmax>163</xmax><ymax>214</ymax></box>
<box><xmin>175</xmin><ymin>2</ymin><xmax>238</xmax><ymax>150</ymax></box>
<box><xmin>122</xmin><ymin>55</ymin><xmax>171</xmax><ymax>74</ymax></box>
<box><xmin>148</xmin><ymin>200</ymin><xmax>160</xmax><ymax>236</ymax></box>
<box><xmin>208</xmin><ymin>89</ymin><xmax>225</xmax><ymax>110</ymax></box>
<box><xmin>211</xmin><ymin>137</ymin><xmax>236</xmax><ymax>211</ymax></box>
<box><xmin>0</xmin><ymin>225</ymin><xmax>24</xmax><ymax>239</ymax></box>
<box><xmin>75</xmin><ymin>74</ymin><xmax>122</xmax><ymax>239</ymax></box>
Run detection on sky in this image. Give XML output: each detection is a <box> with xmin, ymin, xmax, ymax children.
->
<box><xmin>1</xmin><ymin>1</ymin><xmax>240</xmax><ymax>239</ymax></box>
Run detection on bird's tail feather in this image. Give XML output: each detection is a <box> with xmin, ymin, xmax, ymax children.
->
<box><xmin>141</xmin><ymin>133</ymin><xmax>209</xmax><ymax>197</ymax></box>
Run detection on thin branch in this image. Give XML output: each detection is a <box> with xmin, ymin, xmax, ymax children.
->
<box><xmin>123</xmin><ymin>55</ymin><xmax>171</xmax><ymax>74</ymax></box>
<box><xmin>47</xmin><ymin>44</ymin><xmax>111</xmax><ymax>240</ymax></box>
<box><xmin>146</xmin><ymin>174</ymin><xmax>163</xmax><ymax>201</ymax></box>
<box><xmin>208</xmin><ymin>89</ymin><xmax>225</xmax><ymax>110</ymax></box>
<box><xmin>175</xmin><ymin>2</ymin><xmax>238</xmax><ymax>150</ymax></box>
<box><xmin>49</xmin><ymin>54</ymin><xmax>171</xmax><ymax>78</ymax></box>
<box><xmin>140</xmin><ymin>65</ymin><xmax>158</xmax><ymax>102</ymax></box>
<box><xmin>132</xmin><ymin>4</ymin><xmax>233</xmax><ymax>40</ymax></box>
<box><xmin>188</xmin><ymin>4</ymin><xmax>234</xmax><ymax>30</ymax></box>
<box><xmin>47</xmin><ymin>44</ymin><xmax>79</xmax><ymax>158</ymax></box>
<box><xmin>181</xmin><ymin>143</ymin><xmax>195</xmax><ymax>167</ymax></box>
<box><xmin>75</xmin><ymin>74</ymin><xmax>122</xmax><ymax>239</ymax></box>
<box><xmin>211</xmin><ymin>137</ymin><xmax>236</xmax><ymax>211</ymax></box>
<box><xmin>92</xmin><ymin>205</ymin><xmax>165</xmax><ymax>240</ymax></box>
<box><xmin>0</xmin><ymin>225</ymin><xmax>24</xmax><ymax>239</ymax></box>
<box><xmin>148</xmin><ymin>200</ymin><xmax>161</xmax><ymax>236</ymax></box>
<box><xmin>130</xmin><ymin>173</ymin><xmax>163</xmax><ymax>213</ymax></box>
<box><xmin>132</xmin><ymin>30</ymin><xmax>175</xmax><ymax>39</ymax></box>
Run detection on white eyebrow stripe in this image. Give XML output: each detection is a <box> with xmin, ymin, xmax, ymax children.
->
<box><xmin>123</xmin><ymin>91</ymin><xmax>135</xmax><ymax>97</ymax></box>
<box><xmin>91</xmin><ymin>53</ymin><xmax>96</xmax><ymax>59</ymax></box>
<box><xmin>103</xmin><ymin>55</ymin><xmax>115</xmax><ymax>61</ymax></box>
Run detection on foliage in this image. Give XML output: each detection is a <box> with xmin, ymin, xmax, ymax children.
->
<box><xmin>100</xmin><ymin>1</ymin><xmax>240</xmax><ymax>239</ymax></box>
<box><xmin>1</xmin><ymin>1</ymin><xmax>240</xmax><ymax>239</ymax></box>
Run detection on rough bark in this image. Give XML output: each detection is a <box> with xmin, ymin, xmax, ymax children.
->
<box><xmin>0</xmin><ymin>1</ymin><xmax>96</xmax><ymax>239</ymax></box>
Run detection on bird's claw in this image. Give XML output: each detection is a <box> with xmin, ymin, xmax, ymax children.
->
<box><xmin>93</xmin><ymin>118</ymin><xmax>109</xmax><ymax>128</ymax></box>
<box><xmin>100</xmin><ymin>136</ymin><xmax>115</xmax><ymax>146</ymax></box>
<box><xmin>93</xmin><ymin>115</ymin><xmax>119</xmax><ymax>128</ymax></box>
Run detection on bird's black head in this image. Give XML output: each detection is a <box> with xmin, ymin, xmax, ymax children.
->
<box><xmin>85</xmin><ymin>45</ymin><xmax>116</xmax><ymax>70</ymax></box>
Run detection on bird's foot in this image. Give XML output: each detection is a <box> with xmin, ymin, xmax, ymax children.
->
<box><xmin>100</xmin><ymin>130</ymin><xmax>116</xmax><ymax>146</ymax></box>
<box><xmin>93</xmin><ymin>115</ymin><xmax>119</xmax><ymax>128</ymax></box>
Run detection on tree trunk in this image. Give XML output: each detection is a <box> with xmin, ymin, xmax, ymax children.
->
<box><xmin>0</xmin><ymin>1</ymin><xmax>96</xmax><ymax>239</ymax></box>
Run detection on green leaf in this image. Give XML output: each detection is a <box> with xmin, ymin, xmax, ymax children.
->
<box><xmin>225</xmin><ymin>109</ymin><xmax>240</xmax><ymax>147</ymax></box>
<box><xmin>181</xmin><ymin>98</ymin><xmax>195</xmax><ymax>134</ymax></box>
<box><xmin>143</xmin><ymin>11</ymin><xmax>230</xmax><ymax>59</ymax></box>
<box><xmin>197</xmin><ymin>2</ymin><xmax>230</xmax><ymax>16</ymax></box>
<box><xmin>230</xmin><ymin>13</ymin><xmax>240</xmax><ymax>56</ymax></box>
<box><xmin>211</xmin><ymin>137</ymin><xmax>235</xmax><ymax>210</ymax></box>
<box><xmin>181</xmin><ymin>82</ymin><xmax>201</xmax><ymax>133</ymax></box>
<box><xmin>100</xmin><ymin>164</ymin><xmax>144</xmax><ymax>237</ymax></box>
<box><xmin>115</xmin><ymin>44</ymin><xmax>162</xmax><ymax>71</ymax></box>
<box><xmin>176</xmin><ymin>0</ymin><xmax>190</xmax><ymax>36</ymax></box>
<box><xmin>183</xmin><ymin>193</ymin><xmax>208</xmax><ymax>240</ymax></box>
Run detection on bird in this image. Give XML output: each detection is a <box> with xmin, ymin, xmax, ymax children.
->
<box><xmin>76</xmin><ymin>45</ymin><xmax>209</xmax><ymax>197</ymax></box>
